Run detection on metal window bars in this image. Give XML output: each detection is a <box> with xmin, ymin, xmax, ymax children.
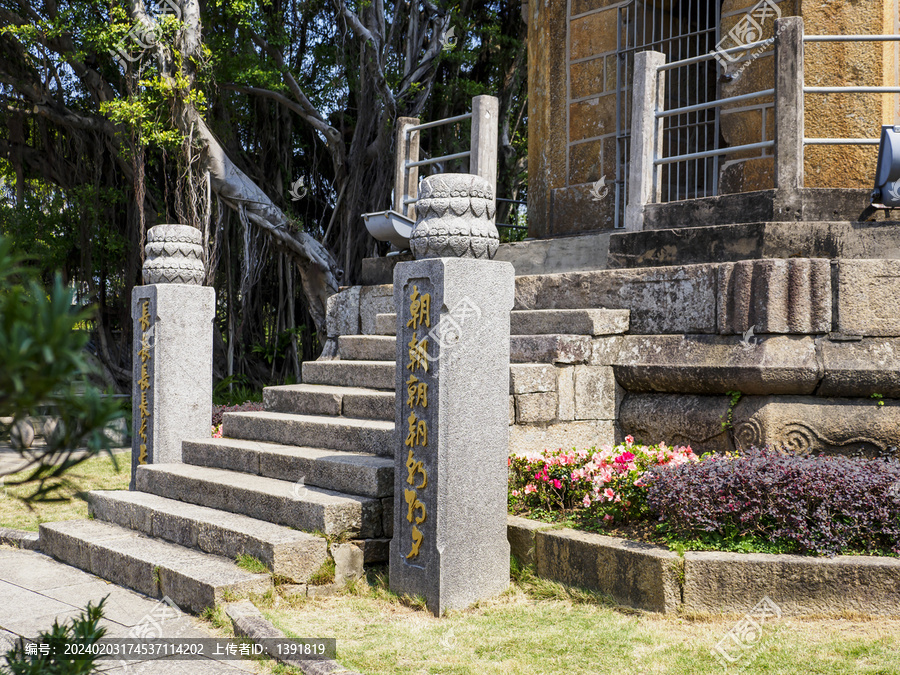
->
<box><xmin>615</xmin><ymin>0</ymin><xmax>721</xmax><ymax>228</ymax></box>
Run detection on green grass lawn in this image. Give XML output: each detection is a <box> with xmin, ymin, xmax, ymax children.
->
<box><xmin>244</xmin><ymin>568</ymin><xmax>900</xmax><ymax>675</ymax></box>
<box><xmin>0</xmin><ymin>450</ymin><xmax>131</xmax><ymax>531</ymax></box>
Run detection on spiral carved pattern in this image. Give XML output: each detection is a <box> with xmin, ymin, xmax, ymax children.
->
<box><xmin>143</xmin><ymin>224</ymin><xmax>205</xmax><ymax>285</ymax></box>
<box><xmin>778</xmin><ymin>423</ymin><xmax>816</xmax><ymax>455</ymax></box>
<box><xmin>733</xmin><ymin>418</ymin><xmax>764</xmax><ymax>451</ymax></box>
<box><xmin>410</xmin><ymin>174</ymin><xmax>499</xmax><ymax>260</ymax></box>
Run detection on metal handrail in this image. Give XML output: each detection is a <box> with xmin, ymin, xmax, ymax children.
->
<box><xmin>804</xmin><ymin>35</ymin><xmax>900</xmax><ymax>42</ymax></box>
<box><xmin>804</xmin><ymin>138</ymin><xmax>881</xmax><ymax>145</ymax></box>
<box><xmin>406</xmin><ymin>150</ymin><xmax>471</xmax><ymax>169</ymax></box>
<box><xmin>805</xmin><ymin>86</ymin><xmax>900</xmax><ymax>94</ymax></box>
<box><xmin>405</xmin><ymin>113</ymin><xmax>472</xmax><ymax>135</ymax></box>
<box><xmin>657</xmin><ymin>89</ymin><xmax>775</xmax><ymax>118</ymax></box>
<box><xmin>660</xmin><ymin>39</ymin><xmax>776</xmax><ymax>71</ymax></box>
<box><xmin>655</xmin><ymin>141</ymin><xmax>774</xmax><ymax>167</ymax></box>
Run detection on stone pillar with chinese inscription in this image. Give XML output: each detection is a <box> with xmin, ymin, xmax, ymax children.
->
<box><xmin>130</xmin><ymin>224</ymin><xmax>215</xmax><ymax>489</ymax></box>
<box><xmin>389</xmin><ymin>174</ymin><xmax>514</xmax><ymax>615</ymax></box>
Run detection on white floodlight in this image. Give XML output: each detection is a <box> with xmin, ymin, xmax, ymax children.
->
<box><xmin>872</xmin><ymin>125</ymin><xmax>900</xmax><ymax>208</ymax></box>
<box><xmin>361</xmin><ymin>210</ymin><xmax>415</xmax><ymax>250</ymax></box>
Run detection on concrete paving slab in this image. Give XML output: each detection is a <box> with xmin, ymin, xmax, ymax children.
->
<box><xmin>0</xmin><ymin>549</ymin><xmax>261</xmax><ymax>674</ymax></box>
<box><xmin>42</xmin><ymin>580</ymin><xmax>169</xmax><ymax>627</ymax></box>
<box><xmin>0</xmin><ymin>551</ymin><xmax>104</xmax><ymax>590</ymax></box>
<box><xmin>102</xmin><ymin>655</ymin><xmax>255</xmax><ymax>674</ymax></box>
<box><xmin>0</xmin><ymin>628</ymin><xmax>17</xmax><ymax>652</ymax></box>
<box><xmin>0</xmin><ymin>579</ymin><xmax>76</xmax><ymax>625</ymax></box>
<box><xmin>0</xmin><ymin>609</ymin><xmax>82</xmax><ymax>639</ymax></box>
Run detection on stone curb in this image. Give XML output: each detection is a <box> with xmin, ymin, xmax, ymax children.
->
<box><xmin>226</xmin><ymin>600</ymin><xmax>362</xmax><ymax>675</ymax></box>
<box><xmin>508</xmin><ymin>516</ymin><xmax>900</xmax><ymax>616</ymax></box>
<box><xmin>508</xmin><ymin>516</ymin><xmax>682</xmax><ymax>615</ymax></box>
<box><xmin>683</xmin><ymin>550</ymin><xmax>900</xmax><ymax>616</ymax></box>
<box><xmin>0</xmin><ymin>527</ymin><xmax>40</xmax><ymax>550</ymax></box>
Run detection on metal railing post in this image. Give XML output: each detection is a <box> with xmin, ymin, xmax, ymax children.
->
<box><xmin>626</xmin><ymin>50</ymin><xmax>666</xmax><ymax>232</ymax></box>
<box><xmin>394</xmin><ymin>117</ymin><xmax>420</xmax><ymax>220</ymax></box>
<box><xmin>470</xmin><ymin>95</ymin><xmax>499</xmax><ymax>197</ymax></box>
<box><xmin>775</xmin><ymin>17</ymin><xmax>805</xmax><ymax>192</ymax></box>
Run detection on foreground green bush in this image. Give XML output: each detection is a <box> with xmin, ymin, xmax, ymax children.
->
<box><xmin>3</xmin><ymin>598</ymin><xmax>106</xmax><ymax>675</ymax></box>
<box><xmin>0</xmin><ymin>235</ymin><xmax>122</xmax><ymax>502</ymax></box>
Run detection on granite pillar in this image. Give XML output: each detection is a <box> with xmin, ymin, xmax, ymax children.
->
<box><xmin>389</xmin><ymin>174</ymin><xmax>513</xmax><ymax>615</ymax></box>
<box><xmin>131</xmin><ymin>225</ymin><xmax>214</xmax><ymax>489</ymax></box>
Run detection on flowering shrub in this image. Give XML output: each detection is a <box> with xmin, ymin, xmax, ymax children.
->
<box><xmin>211</xmin><ymin>402</ymin><xmax>263</xmax><ymax>427</ymax></box>
<box><xmin>646</xmin><ymin>447</ymin><xmax>900</xmax><ymax>556</ymax></box>
<box><xmin>212</xmin><ymin>424</ymin><xmax>223</xmax><ymax>438</ymax></box>
<box><xmin>508</xmin><ymin>437</ymin><xmax>698</xmax><ymax>526</ymax></box>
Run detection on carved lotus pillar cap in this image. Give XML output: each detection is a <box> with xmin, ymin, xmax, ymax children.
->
<box><xmin>142</xmin><ymin>224</ymin><xmax>205</xmax><ymax>285</ymax></box>
<box><xmin>410</xmin><ymin>173</ymin><xmax>499</xmax><ymax>260</ymax></box>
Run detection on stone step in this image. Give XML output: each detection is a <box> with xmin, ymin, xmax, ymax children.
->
<box><xmin>341</xmin><ymin>332</ymin><xmax>593</xmax><ymax>365</ymax></box>
<box><xmin>182</xmin><ymin>438</ymin><xmax>394</xmax><ymax>498</ymax></box>
<box><xmin>373</xmin><ymin>308</ymin><xmax>630</xmax><ymax>338</ymax></box>
<box><xmin>86</xmin><ymin>490</ymin><xmax>329</xmax><ymax>583</ymax></box>
<box><xmin>223</xmin><ymin>410</ymin><xmax>393</xmax><ymax>456</ymax></box>
<box><xmin>337</xmin><ymin>335</ymin><xmax>397</xmax><ymax>361</ymax></box>
<box><xmin>510</xmin><ymin>309</ymin><xmax>630</xmax><ymax>336</ymax></box>
<box><xmin>375</xmin><ymin>313</ymin><xmax>396</xmax><ymax>336</ymax></box>
<box><xmin>40</xmin><ymin>519</ymin><xmax>271</xmax><ymax>614</ymax></box>
<box><xmin>302</xmin><ymin>359</ymin><xmax>395</xmax><ymax>390</ymax></box>
<box><xmin>136</xmin><ymin>463</ymin><xmax>385</xmax><ymax>538</ymax></box>
<box><xmin>264</xmin><ymin>383</ymin><xmax>393</xmax><ymax>421</ymax></box>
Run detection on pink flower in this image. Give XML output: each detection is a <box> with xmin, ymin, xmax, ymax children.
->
<box><xmin>625</xmin><ymin>435</ymin><xmax>634</xmax><ymax>446</ymax></box>
<box><xmin>603</xmin><ymin>514</ymin><xmax>614</xmax><ymax>522</ymax></box>
<box><xmin>511</xmin><ymin>490</ymin><xmax>520</xmax><ymax>497</ymax></box>
<box><xmin>604</xmin><ymin>488</ymin><xmax>615</xmax><ymax>500</ymax></box>
<box><xmin>551</xmin><ymin>479</ymin><xmax>562</xmax><ymax>490</ymax></box>
<box><xmin>582</xmin><ymin>494</ymin><xmax>592</xmax><ymax>507</ymax></box>
<box><xmin>524</xmin><ymin>483</ymin><xmax>537</xmax><ymax>495</ymax></box>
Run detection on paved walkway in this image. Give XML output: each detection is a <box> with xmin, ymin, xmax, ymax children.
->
<box><xmin>0</xmin><ymin>547</ymin><xmax>259</xmax><ymax>674</ymax></box>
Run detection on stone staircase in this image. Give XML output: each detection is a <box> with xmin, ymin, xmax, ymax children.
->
<box><xmin>40</xmin><ymin>306</ymin><xmax>627</xmax><ymax>613</ymax></box>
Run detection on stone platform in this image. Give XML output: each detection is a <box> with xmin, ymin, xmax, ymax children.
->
<box><xmin>343</xmin><ymin>237</ymin><xmax>900</xmax><ymax>457</ymax></box>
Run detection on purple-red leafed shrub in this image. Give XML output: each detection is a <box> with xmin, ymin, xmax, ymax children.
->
<box><xmin>211</xmin><ymin>402</ymin><xmax>263</xmax><ymax>427</ymax></box>
<box><xmin>646</xmin><ymin>447</ymin><xmax>900</xmax><ymax>556</ymax></box>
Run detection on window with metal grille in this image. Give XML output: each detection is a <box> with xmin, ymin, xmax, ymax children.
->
<box><xmin>615</xmin><ymin>1</ymin><xmax>722</xmax><ymax>227</ymax></box>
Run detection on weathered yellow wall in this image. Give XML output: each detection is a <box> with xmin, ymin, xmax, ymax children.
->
<box><xmin>526</xmin><ymin>0</ymin><xmax>567</xmax><ymax>238</ymax></box>
<box><xmin>527</xmin><ymin>0</ymin><xmax>621</xmax><ymax>237</ymax></box>
<box><xmin>800</xmin><ymin>0</ymin><xmax>899</xmax><ymax>188</ymax></box>
<box><xmin>717</xmin><ymin>0</ymin><xmax>796</xmax><ymax>194</ymax></box>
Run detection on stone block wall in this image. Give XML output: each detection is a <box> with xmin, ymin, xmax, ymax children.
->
<box><xmin>328</xmin><ymin>256</ymin><xmax>900</xmax><ymax>457</ymax></box>
<box><xmin>514</xmin><ymin>258</ymin><xmax>900</xmax><ymax>457</ymax></box>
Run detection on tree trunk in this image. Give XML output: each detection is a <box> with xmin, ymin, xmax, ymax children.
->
<box><xmin>179</xmin><ymin>106</ymin><xmax>339</xmax><ymax>333</ymax></box>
